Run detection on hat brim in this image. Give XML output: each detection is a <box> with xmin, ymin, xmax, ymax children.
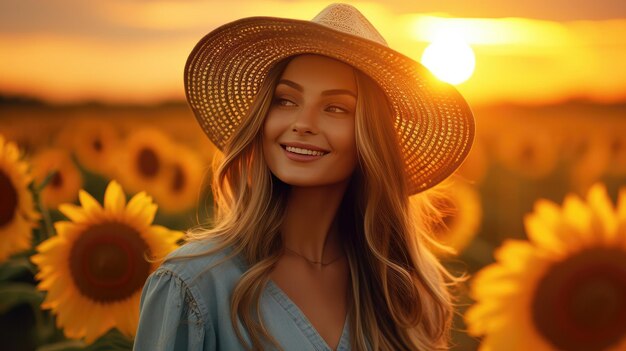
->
<box><xmin>185</xmin><ymin>16</ymin><xmax>475</xmax><ymax>194</ymax></box>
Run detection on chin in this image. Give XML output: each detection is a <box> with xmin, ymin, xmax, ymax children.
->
<box><xmin>275</xmin><ymin>175</ymin><xmax>325</xmax><ymax>187</ymax></box>
<box><xmin>274</xmin><ymin>173</ymin><xmax>351</xmax><ymax>189</ymax></box>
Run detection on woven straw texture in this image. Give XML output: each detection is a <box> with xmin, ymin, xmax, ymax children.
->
<box><xmin>185</xmin><ymin>4</ymin><xmax>475</xmax><ymax>194</ymax></box>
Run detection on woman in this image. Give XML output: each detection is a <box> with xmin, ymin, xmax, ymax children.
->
<box><xmin>134</xmin><ymin>3</ymin><xmax>474</xmax><ymax>351</ymax></box>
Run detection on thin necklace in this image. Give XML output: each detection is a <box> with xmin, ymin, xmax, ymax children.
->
<box><xmin>283</xmin><ymin>246</ymin><xmax>344</xmax><ymax>266</ymax></box>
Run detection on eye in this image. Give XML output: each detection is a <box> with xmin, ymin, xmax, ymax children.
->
<box><xmin>273</xmin><ymin>97</ymin><xmax>296</xmax><ymax>107</ymax></box>
<box><xmin>326</xmin><ymin>105</ymin><xmax>350</xmax><ymax>114</ymax></box>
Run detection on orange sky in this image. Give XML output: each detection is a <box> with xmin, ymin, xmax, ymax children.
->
<box><xmin>1</xmin><ymin>0</ymin><xmax>626</xmax><ymax>106</ymax></box>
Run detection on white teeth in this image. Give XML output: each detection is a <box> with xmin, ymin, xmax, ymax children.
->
<box><xmin>285</xmin><ymin>146</ymin><xmax>326</xmax><ymax>156</ymax></box>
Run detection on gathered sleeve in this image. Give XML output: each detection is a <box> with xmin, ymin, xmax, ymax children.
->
<box><xmin>133</xmin><ymin>268</ymin><xmax>216</xmax><ymax>351</ymax></box>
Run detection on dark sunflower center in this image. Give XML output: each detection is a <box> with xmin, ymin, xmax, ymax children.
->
<box><xmin>92</xmin><ymin>138</ymin><xmax>103</xmax><ymax>152</ymax></box>
<box><xmin>0</xmin><ymin>171</ymin><xmax>18</xmax><ymax>227</ymax></box>
<box><xmin>69</xmin><ymin>222</ymin><xmax>152</xmax><ymax>303</ymax></box>
<box><xmin>137</xmin><ymin>148</ymin><xmax>159</xmax><ymax>178</ymax></box>
<box><xmin>611</xmin><ymin>138</ymin><xmax>623</xmax><ymax>157</ymax></box>
<box><xmin>520</xmin><ymin>144</ymin><xmax>535</xmax><ymax>165</ymax></box>
<box><xmin>531</xmin><ymin>247</ymin><xmax>626</xmax><ymax>351</ymax></box>
<box><xmin>171</xmin><ymin>165</ymin><xmax>185</xmax><ymax>192</ymax></box>
<box><xmin>574</xmin><ymin>141</ymin><xmax>588</xmax><ymax>159</ymax></box>
<box><xmin>51</xmin><ymin>170</ymin><xmax>63</xmax><ymax>188</ymax></box>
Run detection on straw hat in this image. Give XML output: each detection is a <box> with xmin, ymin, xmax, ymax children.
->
<box><xmin>185</xmin><ymin>3</ymin><xmax>475</xmax><ymax>194</ymax></box>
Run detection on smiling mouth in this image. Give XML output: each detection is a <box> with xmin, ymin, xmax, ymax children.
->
<box><xmin>280</xmin><ymin>144</ymin><xmax>329</xmax><ymax>156</ymax></box>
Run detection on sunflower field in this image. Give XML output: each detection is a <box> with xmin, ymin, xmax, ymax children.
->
<box><xmin>1</xmin><ymin>99</ymin><xmax>625</xmax><ymax>350</ymax></box>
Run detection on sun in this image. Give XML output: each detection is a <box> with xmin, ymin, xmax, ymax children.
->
<box><xmin>421</xmin><ymin>39</ymin><xmax>476</xmax><ymax>85</ymax></box>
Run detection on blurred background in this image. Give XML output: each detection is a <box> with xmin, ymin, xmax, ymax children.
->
<box><xmin>1</xmin><ymin>1</ymin><xmax>625</xmax><ymax>350</ymax></box>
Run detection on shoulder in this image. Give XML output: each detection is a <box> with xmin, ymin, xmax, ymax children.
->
<box><xmin>141</xmin><ymin>238</ymin><xmax>246</xmax><ymax>323</ymax></box>
<box><xmin>137</xmin><ymin>239</ymin><xmax>245</xmax><ymax>349</ymax></box>
<box><xmin>149</xmin><ymin>238</ymin><xmax>248</xmax><ymax>319</ymax></box>
<box><xmin>157</xmin><ymin>238</ymin><xmax>247</xmax><ymax>283</ymax></box>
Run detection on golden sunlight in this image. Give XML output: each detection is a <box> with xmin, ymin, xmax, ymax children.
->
<box><xmin>421</xmin><ymin>39</ymin><xmax>475</xmax><ymax>85</ymax></box>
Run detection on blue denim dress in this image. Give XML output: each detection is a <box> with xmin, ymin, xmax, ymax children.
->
<box><xmin>133</xmin><ymin>239</ymin><xmax>352</xmax><ymax>350</ymax></box>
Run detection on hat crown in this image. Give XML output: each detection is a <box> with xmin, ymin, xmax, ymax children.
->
<box><xmin>311</xmin><ymin>3</ymin><xmax>388</xmax><ymax>47</ymax></box>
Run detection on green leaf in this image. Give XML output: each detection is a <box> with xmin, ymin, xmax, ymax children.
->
<box><xmin>0</xmin><ymin>256</ymin><xmax>37</xmax><ymax>281</ymax></box>
<box><xmin>36</xmin><ymin>339</ymin><xmax>86</xmax><ymax>351</ymax></box>
<box><xmin>83</xmin><ymin>329</ymin><xmax>133</xmax><ymax>351</ymax></box>
<box><xmin>36</xmin><ymin>329</ymin><xmax>133</xmax><ymax>351</ymax></box>
<box><xmin>0</xmin><ymin>282</ymin><xmax>44</xmax><ymax>314</ymax></box>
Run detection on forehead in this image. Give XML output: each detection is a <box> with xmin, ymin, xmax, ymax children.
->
<box><xmin>279</xmin><ymin>54</ymin><xmax>357</xmax><ymax>92</ymax></box>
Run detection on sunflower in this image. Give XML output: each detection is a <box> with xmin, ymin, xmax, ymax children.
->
<box><xmin>65</xmin><ymin>119</ymin><xmax>121</xmax><ymax>177</ymax></box>
<box><xmin>114</xmin><ymin>128</ymin><xmax>174</xmax><ymax>196</ymax></box>
<box><xmin>0</xmin><ymin>135</ymin><xmax>40</xmax><ymax>263</ymax></box>
<box><xmin>570</xmin><ymin>131</ymin><xmax>610</xmax><ymax>194</ymax></box>
<box><xmin>465</xmin><ymin>183</ymin><xmax>626</xmax><ymax>351</ymax></box>
<box><xmin>495</xmin><ymin>127</ymin><xmax>558</xmax><ymax>179</ymax></box>
<box><xmin>30</xmin><ymin>180</ymin><xmax>184</xmax><ymax>343</ymax></box>
<box><xmin>30</xmin><ymin>149</ymin><xmax>83</xmax><ymax>209</ymax></box>
<box><xmin>155</xmin><ymin>144</ymin><xmax>206</xmax><ymax>214</ymax></box>
<box><xmin>604</xmin><ymin>130</ymin><xmax>626</xmax><ymax>177</ymax></box>
<box><xmin>423</xmin><ymin>179</ymin><xmax>482</xmax><ymax>255</ymax></box>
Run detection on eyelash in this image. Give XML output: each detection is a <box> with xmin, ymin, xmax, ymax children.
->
<box><xmin>272</xmin><ymin>97</ymin><xmax>349</xmax><ymax>114</ymax></box>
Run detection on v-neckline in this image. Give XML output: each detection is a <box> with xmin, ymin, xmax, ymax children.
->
<box><xmin>266</xmin><ymin>279</ymin><xmax>350</xmax><ymax>351</ymax></box>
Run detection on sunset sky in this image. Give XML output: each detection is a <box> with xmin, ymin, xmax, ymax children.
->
<box><xmin>1</xmin><ymin>0</ymin><xmax>625</xmax><ymax>106</ymax></box>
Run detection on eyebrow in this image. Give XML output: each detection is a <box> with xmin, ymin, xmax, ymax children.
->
<box><xmin>278</xmin><ymin>79</ymin><xmax>357</xmax><ymax>98</ymax></box>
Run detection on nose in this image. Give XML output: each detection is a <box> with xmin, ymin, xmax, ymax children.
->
<box><xmin>291</xmin><ymin>105</ymin><xmax>319</xmax><ymax>135</ymax></box>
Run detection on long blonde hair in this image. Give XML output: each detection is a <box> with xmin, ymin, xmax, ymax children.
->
<box><xmin>171</xmin><ymin>55</ymin><xmax>459</xmax><ymax>350</ymax></box>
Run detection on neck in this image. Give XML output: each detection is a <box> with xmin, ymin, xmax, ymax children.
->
<box><xmin>280</xmin><ymin>180</ymin><xmax>349</xmax><ymax>265</ymax></box>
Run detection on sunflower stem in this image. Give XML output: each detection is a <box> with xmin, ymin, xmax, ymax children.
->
<box><xmin>36</xmin><ymin>170</ymin><xmax>58</xmax><ymax>193</ymax></box>
<box><xmin>38</xmin><ymin>197</ymin><xmax>55</xmax><ymax>241</ymax></box>
<box><xmin>31</xmin><ymin>170</ymin><xmax>58</xmax><ymax>243</ymax></box>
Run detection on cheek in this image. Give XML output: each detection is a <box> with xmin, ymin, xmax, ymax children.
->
<box><xmin>263</xmin><ymin>112</ymin><xmax>288</xmax><ymax>142</ymax></box>
<box><xmin>262</xmin><ymin>117</ymin><xmax>278</xmax><ymax>150</ymax></box>
<box><xmin>327</xmin><ymin>122</ymin><xmax>357</xmax><ymax>166</ymax></box>
<box><xmin>262</xmin><ymin>113</ymin><xmax>286</xmax><ymax>169</ymax></box>
<box><xmin>333</xmin><ymin>122</ymin><xmax>356</xmax><ymax>153</ymax></box>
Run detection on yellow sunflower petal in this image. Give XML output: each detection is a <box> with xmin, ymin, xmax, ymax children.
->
<box><xmin>82</xmin><ymin>303</ymin><xmax>114</xmax><ymax>344</ymax></box>
<box><xmin>533</xmin><ymin>199</ymin><xmax>561</xmax><ymax>228</ymax></box>
<box><xmin>125</xmin><ymin>191</ymin><xmax>157</xmax><ymax>228</ymax></box>
<box><xmin>52</xmin><ymin>221</ymin><xmax>81</xmax><ymax>241</ymax></box>
<box><xmin>104</xmin><ymin>180</ymin><xmax>126</xmax><ymax>213</ymax></box>
<box><xmin>112</xmin><ymin>296</ymin><xmax>138</xmax><ymax>337</ymax></box>
<box><xmin>43</xmin><ymin>287</ymin><xmax>73</xmax><ymax>312</ymax></box>
<box><xmin>524</xmin><ymin>212</ymin><xmax>566</xmax><ymax>254</ymax></box>
<box><xmin>493</xmin><ymin>240</ymin><xmax>537</xmax><ymax>272</ymax></box>
<box><xmin>465</xmin><ymin>304</ymin><xmax>512</xmax><ymax>336</ymax></box>
<box><xmin>142</xmin><ymin>225</ymin><xmax>184</xmax><ymax>264</ymax></box>
<box><xmin>58</xmin><ymin>299</ymin><xmax>87</xmax><ymax>338</ymax></box>
<box><xmin>561</xmin><ymin>194</ymin><xmax>594</xmax><ymax>243</ymax></box>
<box><xmin>126</xmin><ymin>191</ymin><xmax>150</xmax><ymax>212</ymax></box>
<box><xmin>78</xmin><ymin>190</ymin><xmax>103</xmax><ymax>217</ymax></box>
<box><xmin>58</xmin><ymin>203</ymin><xmax>91</xmax><ymax>223</ymax></box>
<box><xmin>533</xmin><ymin>199</ymin><xmax>594</xmax><ymax>251</ymax></box>
<box><xmin>587</xmin><ymin>183</ymin><xmax>618</xmax><ymax>242</ymax></box>
<box><xmin>479</xmin><ymin>324</ymin><xmax>552</xmax><ymax>351</ymax></box>
<box><xmin>34</xmin><ymin>234</ymin><xmax>63</xmax><ymax>254</ymax></box>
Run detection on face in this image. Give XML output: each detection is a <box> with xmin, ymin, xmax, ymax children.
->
<box><xmin>262</xmin><ymin>54</ymin><xmax>358</xmax><ymax>188</ymax></box>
